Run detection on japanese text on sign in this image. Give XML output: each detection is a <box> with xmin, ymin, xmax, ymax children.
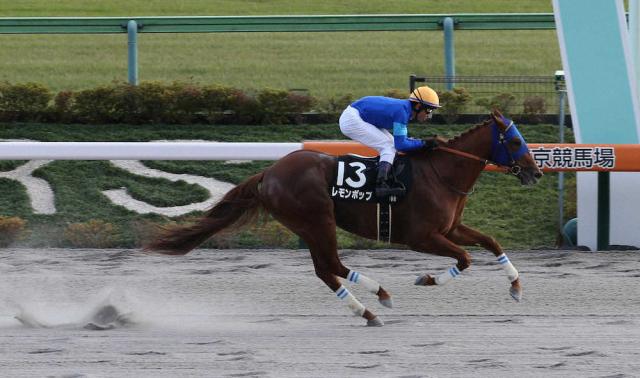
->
<box><xmin>530</xmin><ymin>146</ymin><xmax>615</xmax><ymax>169</ymax></box>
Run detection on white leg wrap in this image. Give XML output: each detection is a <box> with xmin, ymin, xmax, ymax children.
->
<box><xmin>336</xmin><ymin>285</ymin><xmax>366</xmax><ymax>316</ymax></box>
<box><xmin>434</xmin><ymin>266</ymin><xmax>461</xmax><ymax>285</ymax></box>
<box><xmin>346</xmin><ymin>270</ymin><xmax>380</xmax><ymax>294</ymax></box>
<box><xmin>497</xmin><ymin>253</ymin><xmax>519</xmax><ymax>282</ymax></box>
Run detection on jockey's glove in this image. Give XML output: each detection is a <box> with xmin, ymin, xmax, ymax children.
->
<box><xmin>422</xmin><ymin>137</ymin><xmax>439</xmax><ymax>152</ymax></box>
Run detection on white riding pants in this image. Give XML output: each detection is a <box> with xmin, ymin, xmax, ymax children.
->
<box><xmin>339</xmin><ymin>106</ymin><xmax>396</xmax><ymax>164</ymax></box>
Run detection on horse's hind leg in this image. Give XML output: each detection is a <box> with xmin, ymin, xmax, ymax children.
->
<box><xmin>301</xmin><ymin>223</ymin><xmax>393</xmax><ymax>311</ymax></box>
<box><xmin>446</xmin><ymin>224</ymin><xmax>522</xmax><ymax>301</ymax></box>
<box><xmin>272</xmin><ymin>213</ymin><xmax>385</xmax><ymax>326</ymax></box>
<box><xmin>344</xmin><ymin>269</ymin><xmax>393</xmax><ymax>308</ymax></box>
<box><xmin>309</xmin><ymin>247</ymin><xmax>384</xmax><ymax>327</ymax></box>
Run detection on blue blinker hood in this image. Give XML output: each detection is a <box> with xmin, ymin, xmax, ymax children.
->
<box><xmin>490</xmin><ymin>116</ymin><xmax>529</xmax><ymax>165</ymax></box>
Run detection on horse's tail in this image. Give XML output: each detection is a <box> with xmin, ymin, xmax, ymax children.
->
<box><xmin>144</xmin><ymin>172</ymin><xmax>265</xmax><ymax>255</ymax></box>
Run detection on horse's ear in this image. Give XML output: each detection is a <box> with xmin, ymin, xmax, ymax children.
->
<box><xmin>489</xmin><ymin>109</ymin><xmax>498</xmax><ymax>123</ymax></box>
<box><xmin>490</xmin><ymin>109</ymin><xmax>507</xmax><ymax>130</ymax></box>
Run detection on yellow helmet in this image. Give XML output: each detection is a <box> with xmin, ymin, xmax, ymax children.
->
<box><xmin>409</xmin><ymin>85</ymin><xmax>441</xmax><ymax>108</ymax></box>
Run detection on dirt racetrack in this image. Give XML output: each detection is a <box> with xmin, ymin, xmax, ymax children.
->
<box><xmin>1</xmin><ymin>248</ymin><xmax>639</xmax><ymax>377</ymax></box>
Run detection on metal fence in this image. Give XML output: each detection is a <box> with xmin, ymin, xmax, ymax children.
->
<box><xmin>415</xmin><ymin>75</ymin><xmax>565</xmax><ymax>116</ymax></box>
<box><xmin>1</xmin><ymin>14</ymin><xmax>557</xmax><ymax>86</ymax></box>
<box><xmin>0</xmin><ymin>14</ymin><xmax>556</xmax><ymax>34</ymax></box>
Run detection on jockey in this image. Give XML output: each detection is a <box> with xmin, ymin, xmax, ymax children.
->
<box><xmin>339</xmin><ymin>85</ymin><xmax>441</xmax><ymax>198</ymax></box>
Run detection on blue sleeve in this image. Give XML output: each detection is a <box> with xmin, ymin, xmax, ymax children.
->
<box><xmin>392</xmin><ymin>122</ymin><xmax>425</xmax><ymax>152</ymax></box>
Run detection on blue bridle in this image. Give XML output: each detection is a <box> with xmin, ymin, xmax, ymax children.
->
<box><xmin>490</xmin><ymin>116</ymin><xmax>529</xmax><ymax>172</ymax></box>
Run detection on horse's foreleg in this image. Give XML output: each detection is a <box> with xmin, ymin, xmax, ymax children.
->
<box><xmin>446</xmin><ymin>224</ymin><xmax>522</xmax><ymax>301</ymax></box>
<box><xmin>412</xmin><ymin>234</ymin><xmax>471</xmax><ymax>287</ymax></box>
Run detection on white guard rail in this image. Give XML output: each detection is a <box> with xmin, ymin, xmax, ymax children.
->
<box><xmin>0</xmin><ymin>142</ymin><xmax>303</xmax><ymax>160</ymax></box>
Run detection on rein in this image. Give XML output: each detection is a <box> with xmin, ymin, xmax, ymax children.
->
<box><xmin>435</xmin><ymin>146</ymin><xmax>508</xmax><ymax>173</ymax></box>
<box><xmin>436</xmin><ymin>146</ymin><xmax>491</xmax><ymax>166</ymax></box>
<box><xmin>435</xmin><ymin>122</ymin><xmax>526</xmax><ymax>177</ymax></box>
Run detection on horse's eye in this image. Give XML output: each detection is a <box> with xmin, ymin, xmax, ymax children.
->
<box><xmin>512</xmin><ymin>138</ymin><xmax>522</xmax><ymax>147</ymax></box>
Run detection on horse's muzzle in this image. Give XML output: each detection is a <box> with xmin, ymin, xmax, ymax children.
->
<box><xmin>519</xmin><ymin>169</ymin><xmax>543</xmax><ymax>186</ymax></box>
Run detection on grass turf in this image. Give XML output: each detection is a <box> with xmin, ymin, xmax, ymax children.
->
<box><xmin>0</xmin><ymin>1</ymin><xmax>554</xmax><ymax>17</ymax></box>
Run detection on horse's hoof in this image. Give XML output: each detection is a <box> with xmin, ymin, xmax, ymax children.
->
<box><xmin>510</xmin><ymin>286</ymin><xmax>522</xmax><ymax>302</ymax></box>
<box><xmin>367</xmin><ymin>317</ymin><xmax>384</xmax><ymax>327</ymax></box>
<box><xmin>414</xmin><ymin>275</ymin><xmax>435</xmax><ymax>286</ymax></box>
<box><xmin>379</xmin><ymin>298</ymin><xmax>393</xmax><ymax>308</ymax></box>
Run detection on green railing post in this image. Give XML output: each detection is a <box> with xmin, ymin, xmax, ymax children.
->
<box><xmin>127</xmin><ymin>20</ymin><xmax>138</xmax><ymax>85</ymax></box>
<box><xmin>597</xmin><ymin>171</ymin><xmax>610</xmax><ymax>250</ymax></box>
<box><xmin>555</xmin><ymin>70</ymin><xmax>566</xmax><ymax>235</ymax></box>
<box><xmin>443</xmin><ymin>17</ymin><xmax>455</xmax><ymax>90</ymax></box>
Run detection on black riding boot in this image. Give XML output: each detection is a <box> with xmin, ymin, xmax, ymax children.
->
<box><xmin>375</xmin><ymin>161</ymin><xmax>405</xmax><ymax>198</ymax></box>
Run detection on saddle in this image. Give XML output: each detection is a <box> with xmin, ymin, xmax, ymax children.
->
<box><xmin>329</xmin><ymin>154</ymin><xmax>412</xmax><ymax>204</ymax></box>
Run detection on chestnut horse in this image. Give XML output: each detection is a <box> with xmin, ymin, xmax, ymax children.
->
<box><xmin>145</xmin><ymin>110</ymin><xmax>543</xmax><ymax>326</ymax></box>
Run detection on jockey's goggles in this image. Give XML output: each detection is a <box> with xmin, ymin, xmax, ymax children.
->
<box><xmin>419</xmin><ymin>104</ymin><xmax>438</xmax><ymax>117</ymax></box>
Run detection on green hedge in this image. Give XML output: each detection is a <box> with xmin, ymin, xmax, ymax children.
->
<box><xmin>0</xmin><ymin>81</ymin><xmax>324</xmax><ymax>125</ymax></box>
<box><xmin>0</xmin><ymin>82</ymin><xmax>52</xmax><ymax>122</ymax></box>
<box><xmin>0</xmin><ymin>81</ymin><xmax>550</xmax><ymax>125</ymax></box>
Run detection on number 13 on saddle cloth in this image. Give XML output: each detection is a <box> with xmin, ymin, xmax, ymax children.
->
<box><xmin>329</xmin><ymin>154</ymin><xmax>413</xmax><ymax>203</ymax></box>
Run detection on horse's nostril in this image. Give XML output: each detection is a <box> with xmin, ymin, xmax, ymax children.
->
<box><xmin>534</xmin><ymin>171</ymin><xmax>543</xmax><ymax>179</ymax></box>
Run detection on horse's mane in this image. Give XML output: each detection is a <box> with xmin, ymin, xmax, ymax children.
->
<box><xmin>444</xmin><ymin>119</ymin><xmax>493</xmax><ymax>148</ymax></box>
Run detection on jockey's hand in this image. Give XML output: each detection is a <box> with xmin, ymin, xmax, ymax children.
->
<box><xmin>422</xmin><ymin>137</ymin><xmax>440</xmax><ymax>152</ymax></box>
